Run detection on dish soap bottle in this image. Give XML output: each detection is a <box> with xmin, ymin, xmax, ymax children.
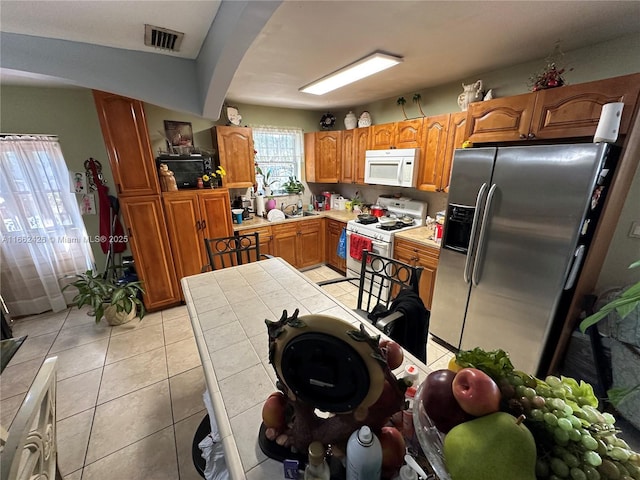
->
<box><xmin>346</xmin><ymin>426</ymin><xmax>382</xmax><ymax>480</ymax></box>
<box><xmin>304</xmin><ymin>441</ymin><xmax>330</xmax><ymax>480</ymax></box>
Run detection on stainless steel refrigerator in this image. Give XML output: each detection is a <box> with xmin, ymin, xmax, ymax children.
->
<box><xmin>430</xmin><ymin>143</ymin><xmax>616</xmax><ymax>375</ymax></box>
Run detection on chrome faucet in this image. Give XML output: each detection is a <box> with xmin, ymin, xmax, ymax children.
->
<box><xmin>283</xmin><ymin>203</ymin><xmax>302</xmax><ymax>216</ymax></box>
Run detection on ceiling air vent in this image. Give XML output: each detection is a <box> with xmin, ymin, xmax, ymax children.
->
<box><xmin>144</xmin><ymin>24</ymin><xmax>184</xmax><ymax>52</ymax></box>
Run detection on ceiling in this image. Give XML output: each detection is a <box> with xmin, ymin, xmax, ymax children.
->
<box><xmin>1</xmin><ymin>1</ymin><xmax>639</xmax><ymax>119</ymax></box>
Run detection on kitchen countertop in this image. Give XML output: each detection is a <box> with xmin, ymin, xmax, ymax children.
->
<box><xmin>233</xmin><ymin>209</ymin><xmax>357</xmax><ymax>231</ymax></box>
<box><xmin>393</xmin><ymin>226</ymin><xmax>441</xmax><ymax>249</ymax></box>
<box><xmin>181</xmin><ymin>257</ymin><xmax>432</xmax><ymax>479</ymax></box>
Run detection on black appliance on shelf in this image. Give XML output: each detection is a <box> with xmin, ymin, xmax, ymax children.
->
<box><xmin>155</xmin><ymin>155</ymin><xmax>212</xmax><ymax>189</ymax></box>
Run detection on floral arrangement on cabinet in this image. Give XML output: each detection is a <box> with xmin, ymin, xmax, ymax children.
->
<box><xmin>202</xmin><ymin>166</ymin><xmax>226</xmax><ymax>188</ymax></box>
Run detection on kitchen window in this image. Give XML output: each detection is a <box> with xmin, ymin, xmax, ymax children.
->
<box><xmin>252</xmin><ymin>126</ymin><xmax>303</xmax><ymax>194</ymax></box>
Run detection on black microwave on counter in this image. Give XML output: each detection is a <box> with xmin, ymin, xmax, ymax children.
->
<box><xmin>155</xmin><ymin>155</ymin><xmax>212</xmax><ymax>189</ymax></box>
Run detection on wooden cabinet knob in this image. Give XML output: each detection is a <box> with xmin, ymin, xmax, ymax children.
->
<box><xmin>519</xmin><ymin>134</ymin><xmax>527</xmax><ymax>139</ymax></box>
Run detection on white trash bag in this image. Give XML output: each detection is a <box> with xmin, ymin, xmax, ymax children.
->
<box><xmin>200</xmin><ymin>391</ymin><xmax>229</xmax><ymax>480</ymax></box>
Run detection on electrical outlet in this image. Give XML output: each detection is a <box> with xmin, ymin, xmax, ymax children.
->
<box><xmin>630</xmin><ymin>221</ymin><xmax>640</xmax><ymax>239</ymax></box>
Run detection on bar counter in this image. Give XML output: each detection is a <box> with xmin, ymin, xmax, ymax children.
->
<box><xmin>182</xmin><ymin>257</ymin><xmax>431</xmax><ymax>479</ymax></box>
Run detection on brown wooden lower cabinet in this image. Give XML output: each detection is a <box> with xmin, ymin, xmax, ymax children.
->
<box><xmin>163</xmin><ymin>189</ymin><xmax>233</xmax><ymax>283</ymax></box>
<box><xmin>325</xmin><ymin>219</ymin><xmax>346</xmax><ymax>273</ymax></box>
<box><xmin>236</xmin><ymin>225</ymin><xmax>274</xmax><ymax>262</ymax></box>
<box><xmin>393</xmin><ymin>238</ymin><xmax>440</xmax><ymax>310</ymax></box>
<box><xmin>119</xmin><ymin>195</ymin><xmax>181</xmax><ymax>311</ymax></box>
<box><xmin>272</xmin><ymin>218</ymin><xmax>323</xmax><ymax>269</ymax></box>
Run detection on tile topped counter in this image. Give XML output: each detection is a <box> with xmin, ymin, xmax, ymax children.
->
<box><xmin>181</xmin><ymin>257</ymin><xmax>432</xmax><ymax>479</ymax></box>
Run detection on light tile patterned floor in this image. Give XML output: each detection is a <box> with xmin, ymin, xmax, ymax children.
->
<box><xmin>0</xmin><ymin>265</ymin><xmax>455</xmax><ymax>479</ymax></box>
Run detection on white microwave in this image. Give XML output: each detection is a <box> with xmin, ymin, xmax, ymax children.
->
<box><xmin>364</xmin><ymin>148</ymin><xmax>420</xmax><ymax>187</ymax></box>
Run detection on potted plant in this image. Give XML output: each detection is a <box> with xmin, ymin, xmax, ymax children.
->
<box><xmin>256</xmin><ymin>165</ymin><xmax>276</xmax><ymax>195</ymax></box>
<box><xmin>282</xmin><ymin>176</ymin><xmax>305</xmax><ymax>194</ymax></box>
<box><xmin>63</xmin><ymin>270</ymin><xmax>146</xmax><ymax>325</ymax></box>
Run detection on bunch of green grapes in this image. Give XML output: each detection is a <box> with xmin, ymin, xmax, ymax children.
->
<box><xmin>500</xmin><ymin>373</ymin><xmax>640</xmax><ymax>480</ymax></box>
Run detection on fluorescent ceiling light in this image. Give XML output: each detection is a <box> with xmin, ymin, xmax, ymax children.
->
<box><xmin>299</xmin><ymin>51</ymin><xmax>403</xmax><ymax>95</ymax></box>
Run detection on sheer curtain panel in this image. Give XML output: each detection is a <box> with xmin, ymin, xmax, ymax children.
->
<box><xmin>0</xmin><ymin>136</ymin><xmax>94</xmax><ymax>316</ymax></box>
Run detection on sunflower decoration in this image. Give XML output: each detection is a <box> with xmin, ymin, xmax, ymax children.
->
<box><xmin>202</xmin><ymin>166</ymin><xmax>227</xmax><ymax>187</ymax></box>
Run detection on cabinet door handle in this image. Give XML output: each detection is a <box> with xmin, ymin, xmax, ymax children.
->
<box><xmin>527</xmin><ymin>133</ymin><xmax>536</xmax><ymax>139</ymax></box>
<box><xmin>201</xmin><ymin>219</ymin><xmax>206</xmax><ymax>230</ymax></box>
<box><xmin>519</xmin><ymin>134</ymin><xmax>527</xmax><ymax>139</ymax></box>
<box><xmin>128</xmin><ymin>228</ymin><xmax>133</xmax><ymax>239</ymax></box>
<box><xmin>196</xmin><ymin>220</ymin><xmax>201</xmax><ymax>230</ymax></box>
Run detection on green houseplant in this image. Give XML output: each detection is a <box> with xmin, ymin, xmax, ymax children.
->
<box><xmin>64</xmin><ymin>270</ymin><xmax>146</xmax><ymax>325</ymax></box>
<box><xmin>579</xmin><ymin>259</ymin><xmax>640</xmax><ymax>407</ymax></box>
<box><xmin>256</xmin><ymin>165</ymin><xmax>276</xmax><ymax>194</ymax></box>
<box><xmin>282</xmin><ymin>176</ymin><xmax>305</xmax><ymax>194</ymax></box>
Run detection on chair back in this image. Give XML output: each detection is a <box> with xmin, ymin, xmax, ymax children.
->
<box><xmin>1</xmin><ymin>356</ymin><xmax>59</xmax><ymax>480</ymax></box>
<box><xmin>203</xmin><ymin>232</ymin><xmax>261</xmax><ymax>271</ymax></box>
<box><xmin>356</xmin><ymin>250</ymin><xmax>423</xmax><ymax>313</ymax></box>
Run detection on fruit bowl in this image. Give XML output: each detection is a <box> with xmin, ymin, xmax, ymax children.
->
<box><xmin>412</xmin><ymin>380</ymin><xmax>451</xmax><ymax>480</ymax></box>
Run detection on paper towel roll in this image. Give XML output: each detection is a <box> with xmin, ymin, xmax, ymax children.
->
<box><xmin>255</xmin><ymin>195</ymin><xmax>265</xmax><ymax>217</ymax></box>
<box><xmin>593</xmin><ymin>102</ymin><xmax>624</xmax><ymax>143</ymax></box>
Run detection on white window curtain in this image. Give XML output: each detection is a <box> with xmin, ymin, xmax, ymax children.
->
<box><xmin>0</xmin><ymin>135</ymin><xmax>94</xmax><ymax>316</ymax></box>
<box><xmin>252</xmin><ymin>126</ymin><xmax>304</xmax><ymax>194</ymax></box>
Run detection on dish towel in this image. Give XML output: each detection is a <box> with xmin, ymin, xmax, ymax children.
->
<box><xmin>349</xmin><ymin>234</ymin><xmax>373</xmax><ymax>262</ymax></box>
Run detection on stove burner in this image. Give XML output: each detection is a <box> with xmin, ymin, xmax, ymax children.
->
<box><xmin>357</xmin><ymin>216</ymin><xmax>378</xmax><ymax>225</ymax></box>
<box><xmin>377</xmin><ymin>223</ymin><xmax>405</xmax><ymax>231</ymax></box>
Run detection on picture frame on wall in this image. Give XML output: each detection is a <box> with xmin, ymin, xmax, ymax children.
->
<box><xmin>164</xmin><ymin>120</ymin><xmax>194</xmax><ymax>154</ymax></box>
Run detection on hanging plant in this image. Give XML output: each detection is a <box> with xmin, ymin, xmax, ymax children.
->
<box><xmin>396</xmin><ymin>97</ymin><xmax>408</xmax><ymax>120</ymax></box>
<box><xmin>413</xmin><ymin>93</ymin><xmax>426</xmax><ymax>117</ymax></box>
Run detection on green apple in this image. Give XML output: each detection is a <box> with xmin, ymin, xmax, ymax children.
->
<box><xmin>443</xmin><ymin>411</ymin><xmax>536</xmax><ymax>480</ymax></box>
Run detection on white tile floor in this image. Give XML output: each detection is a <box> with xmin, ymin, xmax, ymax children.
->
<box><xmin>0</xmin><ymin>265</ymin><xmax>454</xmax><ymax>479</ymax></box>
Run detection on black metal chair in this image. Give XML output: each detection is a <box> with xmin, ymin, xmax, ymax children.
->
<box><xmin>319</xmin><ymin>250</ymin><xmax>430</xmax><ymax>363</ymax></box>
<box><xmin>202</xmin><ymin>232</ymin><xmax>272</xmax><ymax>272</ymax></box>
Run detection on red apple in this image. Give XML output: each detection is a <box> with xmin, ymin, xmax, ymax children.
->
<box><xmin>379</xmin><ymin>339</ymin><xmax>404</xmax><ymax>369</ymax></box>
<box><xmin>451</xmin><ymin>368</ymin><xmax>501</xmax><ymax>417</ymax></box>
<box><xmin>262</xmin><ymin>391</ymin><xmax>287</xmax><ymax>429</ymax></box>
<box><xmin>421</xmin><ymin>369</ymin><xmax>472</xmax><ymax>433</ymax></box>
<box><xmin>379</xmin><ymin>426</ymin><xmax>406</xmax><ymax>477</ymax></box>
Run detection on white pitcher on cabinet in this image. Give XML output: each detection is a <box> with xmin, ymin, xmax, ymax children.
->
<box><xmin>457</xmin><ymin>80</ymin><xmax>483</xmax><ymax>111</ymax></box>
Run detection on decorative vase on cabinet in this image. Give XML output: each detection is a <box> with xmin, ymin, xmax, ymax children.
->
<box><xmin>344</xmin><ymin>111</ymin><xmax>357</xmax><ymax>130</ymax></box>
<box><xmin>457</xmin><ymin>80</ymin><xmax>484</xmax><ymax>111</ymax></box>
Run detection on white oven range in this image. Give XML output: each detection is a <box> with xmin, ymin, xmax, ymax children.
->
<box><xmin>346</xmin><ymin>197</ymin><xmax>427</xmax><ymax>300</ymax></box>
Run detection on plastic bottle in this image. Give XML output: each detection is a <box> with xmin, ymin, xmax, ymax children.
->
<box><xmin>402</xmin><ymin>364</ymin><xmax>419</xmax><ymax>386</ymax></box>
<box><xmin>402</xmin><ymin>386</ymin><xmax>417</xmax><ymax>442</ymax></box>
<box><xmin>392</xmin><ymin>465</ymin><xmax>418</xmax><ymax>480</ymax></box>
<box><xmin>304</xmin><ymin>441</ymin><xmax>330</xmax><ymax>480</ymax></box>
<box><xmin>346</xmin><ymin>426</ymin><xmax>382</xmax><ymax>480</ymax></box>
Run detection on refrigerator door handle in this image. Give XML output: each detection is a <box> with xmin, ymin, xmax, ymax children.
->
<box><xmin>472</xmin><ymin>183</ymin><xmax>497</xmax><ymax>286</ymax></box>
<box><xmin>464</xmin><ymin>182</ymin><xmax>488</xmax><ymax>284</ymax></box>
<box><xmin>564</xmin><ymin>245</ymin><xmax>586</xmax><ymax>290</ymax></box>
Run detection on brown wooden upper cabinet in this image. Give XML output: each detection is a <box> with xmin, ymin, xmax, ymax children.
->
<box><xmin>93</xmin><ymin>91</ymin><xmax>160</xmax><ymax>197</ymax></box>
<box><xmin>211</xmin><ymin>126</ymin><xmax>256</xmax><ymax>188</ymax></box>
<box><xmin>369</xmin><ymin>119</ymin><xmax>423</xmax><ymax>150</ymax></box>
<box><xmin>341</xmin><ymin>127</ymin><xmax>369</xmax><ymax>184</ymax></box>
<box><xmin>466</xmin><ymin>72</ymin><xmax>640</xmax><ymax>143</ymax></box>
<box><xmin>304</xmin><ymin>131</ymin><xmax>342</xmax><ymax>183</ymax></box>
<box><xmin>416</xmin><ymin>112</ymin><xmax>467</xmax><ymax>192</ymax></box>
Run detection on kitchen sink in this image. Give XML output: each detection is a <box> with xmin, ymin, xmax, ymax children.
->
<box><xmin>284</xmin><ymin>211</ymin><xmax>318</xmax><ymax>219</ymax></box>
